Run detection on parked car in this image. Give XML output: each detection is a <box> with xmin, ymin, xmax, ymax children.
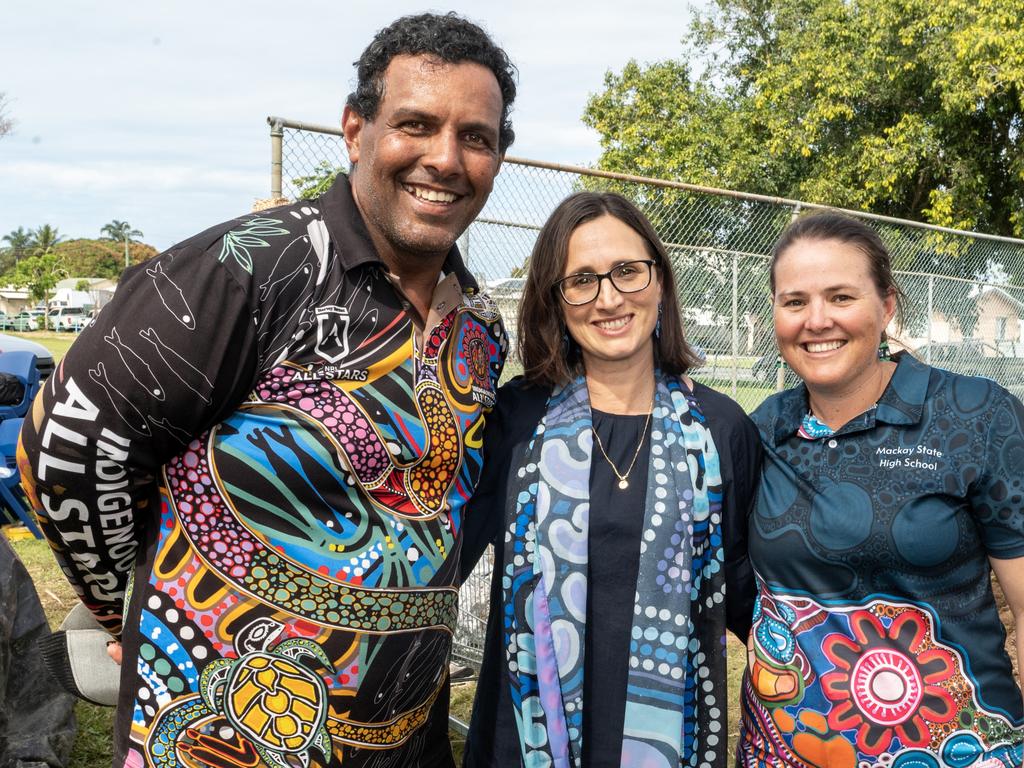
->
<box><xmin>64</xmin><ymin>314</ymin><xmax>92</xmax><ymax>332</ymax></box>
<box><xmin>47</xmin><ymin>306</ymin><xmax>89</xmax><ymax>332</ymax></box>
<box><xmin>5</xmin><ymin>312</ymin><xmax>39</xmax><ymax>332</ymax></box>
<box><xmin>0</xmin><ymin>333</ymin><xmax>55</xmax><ymax>379</ymax></box>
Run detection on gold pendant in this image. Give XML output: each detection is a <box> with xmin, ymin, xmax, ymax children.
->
<box><xmin>618</xmin><ymin>479</ymin><xmax>629</xmax><ymax>490</ymax></box>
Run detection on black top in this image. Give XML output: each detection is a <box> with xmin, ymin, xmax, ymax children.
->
<box><xmin>460</xmin><ymin>377</ymin><xmax>763</xmax><ymax>767</ymax></box>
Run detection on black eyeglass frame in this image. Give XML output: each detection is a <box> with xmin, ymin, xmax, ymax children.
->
<box><xmin>552</xmin><ymin>259</ymin><xmax>658</xmax><ymax>306</ymax></box>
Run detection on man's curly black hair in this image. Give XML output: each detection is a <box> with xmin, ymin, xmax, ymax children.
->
<box><xmin>346</xmin><ymin>12</ymin><xmax>517</xmax><ymax>153</ymax></box>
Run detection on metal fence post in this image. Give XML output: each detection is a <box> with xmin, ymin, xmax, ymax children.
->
<box><xmin>268</xmin><ymin>117</ymin><xmax>284</xmax><ymax>200</ymax></box>
<box><xmin>926</xmin><ymin>275</ymin><xmax>934</xmax><ymax>365</ymax></box>
<box><xmin>731</xmin><ymin>252</ymin><xmax>739</xmax><ymax>398</ymax></box>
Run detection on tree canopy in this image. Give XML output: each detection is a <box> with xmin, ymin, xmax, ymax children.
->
<box><xmin>584</xmin><ymin>0</ymin><xmax>1024</xmax><ymax>243</ymax></box>
<box><xmin>55</xmin><ymin>239</ymin><xmax>156</xmax><ymax>278</ymax></box>
<box><xmin>8</xmin><ymin>251</ymin><xmax>68</xmax><ymax>326</ymax></box>
<box><xmin>100</xmin><ymin>220</ymin><xmax>143</xmax><ymax>243</ymax></box>
<box><xmin>0</xmin><ymin>229</ymin><xmax>155</xmax><ymax>283</ymax></box>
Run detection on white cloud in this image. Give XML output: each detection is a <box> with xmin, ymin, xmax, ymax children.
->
<box><xmin>1</xmin><ymin>161</ymin><xmax>263</xmax><ymax>195</ymax></box>
<box><xmin>0</xmin><ymin>0</ymin><xmax>703</xmax><ymax>249</ymax></box>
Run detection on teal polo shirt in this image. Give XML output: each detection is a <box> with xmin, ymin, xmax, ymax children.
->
<box><xmin>741</xmin><ymin>353</ymin><xmax>1024</xmax><ymax>768</ymax></box>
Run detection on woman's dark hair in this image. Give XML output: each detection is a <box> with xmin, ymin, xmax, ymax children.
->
<box><xmin>346</xmin><ymin>12</ymin><xmax>517</xmax><ymax>153</ymax></box>
<box><xmin>518</xmin><ymin>191</ymin><xmax>702</xmax><ymax>387</ymax></box>
<box><xmin>770</xmin><ymin>212</ymin><xmax>906</xmax><ymax>321</ymax></box>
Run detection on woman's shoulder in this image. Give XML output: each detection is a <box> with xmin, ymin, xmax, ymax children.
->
<box><xmin>690</xmin><ymin>379</ymin><xmax>758</xmax><ymax>437</ymax></box>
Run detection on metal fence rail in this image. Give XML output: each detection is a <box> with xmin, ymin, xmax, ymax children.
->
<box><xmin>267</xmin><ymin>115</ymin><xmax>1024</xmax><ymax>668</ymax></box>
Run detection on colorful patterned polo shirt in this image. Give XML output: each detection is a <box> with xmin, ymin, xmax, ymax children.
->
<box><xmin>741</xmin><ymin>353</ymin><xmax>1024</xmax><ymax>768</ymax></box>
<box><xmin>19</xmin><ymin>176</ymin><xmax>507</xmax><ymax>767</ymax></box>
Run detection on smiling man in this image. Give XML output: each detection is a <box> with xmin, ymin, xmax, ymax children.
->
<box><xmin>19</xmin><ymin>13</ymin><xmax>515</xmax><ymax>767</ymax></box>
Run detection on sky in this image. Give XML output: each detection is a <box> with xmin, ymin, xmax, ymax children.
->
<box><xmin>1</xmin><ymin>1</ymin><xmax>701</xmax><ymax>251</ymax></box>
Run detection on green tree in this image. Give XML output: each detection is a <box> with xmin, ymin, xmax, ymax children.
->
<box><xmin>0</xmin><ymin>226</ymin><xmax>32</xmax><ymax>272</ymax></box>
<box><xmin>9</xmin><ymin>251</ymin><xmax>68</xmax><ymax>329</ymax></box>
<box><xmin>293</xmin><ymin>163</ymin><xmax>346</xmax><ymax>200</ymax></box>
<box><xmin>584</xmin><ymin>0</ymin><xmax>1024</xmax><ymax>273</ymax></box>
<box><xmin>101</xmin><ymin>220</ymin><xmax>143</xmax><ymax>269</ymax></box>
<box><xmin>3</xmin><ymin>227</ymin><xmax>31</xmax><ymax>257</ymax></box>
<box><xmin>31</xmin><ymin>224</ymin><xmax>64</xmax><ymax>256</ymax></box>
<box><xmin>54</xmin><ymin>238</ymin><xmax>157</xmax><ymax>279</ymax></box>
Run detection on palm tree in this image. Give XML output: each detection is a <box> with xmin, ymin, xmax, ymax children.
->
<box><xmin>2</xmin><ymin>227</ymin><xmax>31</xmax><ymax>262</ymax></box>
<box><xmin>31</xmin><ymin>224</ymin><xmax>63</xmax><ymax>255</ymax></box>
<box><xmin>101</xmin><ymin>220</ymin><xmax>143</xmax><ymax>268</ymax></box>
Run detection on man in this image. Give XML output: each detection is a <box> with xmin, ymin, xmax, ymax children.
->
<box><xmin>19</xmin><ymin>12</ymin><xmax>515</xmax><ymax>766</ymax></box>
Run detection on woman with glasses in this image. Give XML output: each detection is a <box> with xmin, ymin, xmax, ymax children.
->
<box><xmin>460</xmin><ymin>192</ymin><xmax>761</xmax><ymax>767</ymax></box>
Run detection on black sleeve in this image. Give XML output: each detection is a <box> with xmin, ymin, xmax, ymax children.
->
<box><xmin>459</xmin><ymin>380</ymin><xmax>548</xmax><ymax>583</ymax></box>
<box><xmin>460</xmin><ymin>393</ymin><xmax>508</xmax><ymax>582</ymax></box>
<box><xmin>694</xmin><ymin>382</ymin><xmax>762</xmax><ymax>641</ymax></box>
<box><xmin>18</xmin><ymin>244</ymin><xmax>261</xmax><ymax>637</ymax></box>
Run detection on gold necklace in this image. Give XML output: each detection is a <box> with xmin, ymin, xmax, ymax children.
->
<box><xmin>590</xmin><ymin>394</ymin><xmax>655</xmax><ymax>491</ymax></box>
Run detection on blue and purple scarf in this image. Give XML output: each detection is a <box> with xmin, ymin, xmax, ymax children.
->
<box><xmin>501</xmin><ymin>372</ymin><xmax>727</xmax><ymax>768</ymax></box>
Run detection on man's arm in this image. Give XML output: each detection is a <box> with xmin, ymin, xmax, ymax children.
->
<box><xmin>19</xmin><ymin>244</ymin><xmax>260</xmax><ymax>637</ymax></box>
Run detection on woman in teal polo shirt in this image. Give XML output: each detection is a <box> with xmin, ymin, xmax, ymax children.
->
<box><xmin>739</xmin><ymin>213</ymin><xmax>1024</xmax><ymax>768</ymax></box>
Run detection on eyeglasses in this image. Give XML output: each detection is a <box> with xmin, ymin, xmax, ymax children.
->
<box><xmin>553</xmin><ymin>259</ymin><xmax>657</xmax><ymax>306</ymax></box>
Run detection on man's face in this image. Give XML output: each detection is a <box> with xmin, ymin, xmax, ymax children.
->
<box><xmin>342</xmin><ymin>55</ymin><xmax>504</xmax><ymax>274</ymax></box>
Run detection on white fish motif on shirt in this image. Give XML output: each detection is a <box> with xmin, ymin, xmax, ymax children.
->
<box><xmin>146</xmin><ymin>262</ymin><xmax>196</xmax><ymax>330</ymax></box>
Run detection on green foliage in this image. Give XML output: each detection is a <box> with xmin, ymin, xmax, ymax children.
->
<box><xmin>100</xmin><ymin>219</ymin><xmax>142</xmax><ymax>243</ymax></box>
<box><xmin>31</xmin><ymin>224</ymin><xmax>63</xmax><ymax>255</ymax></box>
<box><xmin>2</xmin><ymin>226</ymin><xmax>32</xmax><ymax>260</ymax></box>
<box><xmin>53</xmin><ymin>239</ymin><xmax>157</xmax><ymax>279</ymax></box>
<box><xmin>293</xmin><ymin>162</ymin><xmax>346</xmax><ymax>200</ymax></box>
<box><xmin>584</xmin><ymin>0</ymin><xmax>1024</xmax><ymax>274</ymax></box>
<box><xmin>9</xmin><ymin>250</ymin><xmax>68</xmax><ymax>327</ymax></box>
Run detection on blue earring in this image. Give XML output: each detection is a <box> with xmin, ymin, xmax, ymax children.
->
<box><xmin>655</xmin><ymin>303</ymin><xmax>663</xmax><ymax>339</ymax></box>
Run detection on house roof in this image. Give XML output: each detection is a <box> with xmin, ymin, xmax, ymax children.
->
<box><xmin>978</xmin><ymin>286</ymin><xmax>1024</xmax><ymax>312</ymax></box>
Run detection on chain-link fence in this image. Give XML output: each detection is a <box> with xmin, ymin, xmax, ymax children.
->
<box><xmin>268</xmin><ymin>115</ymin><xmax>1024</xmax><ymax>668</ymax></box>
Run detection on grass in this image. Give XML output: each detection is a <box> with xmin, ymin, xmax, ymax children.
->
<box><xmin>5</xmin><ymin>330</ymin><xmax>77</xmax><ymax>361</ymax></box>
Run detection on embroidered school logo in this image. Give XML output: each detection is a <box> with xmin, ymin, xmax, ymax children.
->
<box><xmin>314</xmin><ymin>306</ymin><xmax>350</xmax><ymax>363</ymax></box>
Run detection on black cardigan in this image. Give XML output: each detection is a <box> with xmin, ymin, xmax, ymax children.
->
<box><xmin>459</xmin><ymin>377</ymin><xmax>762</xmax><ymax>767</ymax></box>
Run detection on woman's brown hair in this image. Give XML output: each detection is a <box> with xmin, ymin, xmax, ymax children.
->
<box><xmin>771</xmin><ymin>212</ymin><xmax>906</xmax><ymax>323</ymax></box>
<box><xmin>518</xmin><ymin>191</ymin><xmax>702</xmax><ymax>387</ymax></box>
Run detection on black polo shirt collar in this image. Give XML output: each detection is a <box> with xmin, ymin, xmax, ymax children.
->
<box><xmin>768</xmin><ymin>351</ymin><xmax>929</xmax><ymax>445</ymax></box>
<box><xmin>318</xmin><ymin>174</ymin><xmax>478</xmax><ymax>290</ymax></box>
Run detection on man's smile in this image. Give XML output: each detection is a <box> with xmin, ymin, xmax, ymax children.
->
<box><xmin>402</xmin><ymin>183</ymin><xmax>460</xmax><ymax>205</ymax></box>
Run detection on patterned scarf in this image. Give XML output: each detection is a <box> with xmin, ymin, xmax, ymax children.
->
<box><xmin>798</xmin><ymin>411</ymin><xmax>835</xmax><ymax>440</ymax></box>
<box><xmin>502</xmin><ymin>372</ymin><xmax>727</xmax><ymax>768</ymax></box>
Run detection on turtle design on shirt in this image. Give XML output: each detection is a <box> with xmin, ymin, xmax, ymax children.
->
<box><xmin>199</xmin><ymin>617</ymin><xmax>334</xmax><ymax>768</ymax></box>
